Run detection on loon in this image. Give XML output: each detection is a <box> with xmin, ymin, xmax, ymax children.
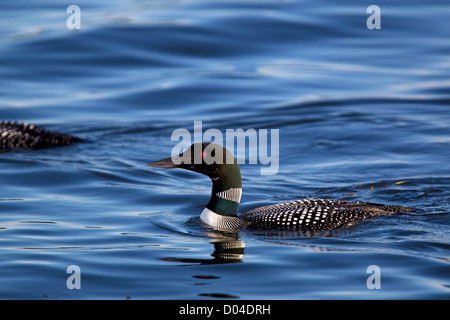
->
<box><xmin>147</xmin><ymin>142</ymin><xmax>415</xmax><ymax>232</ymax></box>
<box><xmin>0</xmin><ymin>121</ymin><xmax>81</xmax><ymax>152</ymax></box>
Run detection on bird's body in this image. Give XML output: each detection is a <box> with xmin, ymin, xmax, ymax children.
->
<box><xmin>0</xmin><ymin>121</ymin><xmax>81</xmax><ymax>152</ymax></box>
<box><xmin>239</xmin><ymin>198</ymin><xmax>413</xmax><ymax>231</ymax></box>
<box><xmin>148</xmin><ymin>142</ymin><xmax>415</xmax><ymax>232</ymax></box>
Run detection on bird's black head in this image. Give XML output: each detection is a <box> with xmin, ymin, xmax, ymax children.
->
<box><xmin>147</xmin><ymin>142</ymin><xmax>242</xmax><ymax>189</ymax></box>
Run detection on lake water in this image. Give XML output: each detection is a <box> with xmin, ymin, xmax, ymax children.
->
<box><xmin>0</xmin><ymin>0</ymin><xmax>449</xmax><ymax>300</ymax></box>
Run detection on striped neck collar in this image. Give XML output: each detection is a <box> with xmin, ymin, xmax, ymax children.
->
<box><xmin>215</xmin><ymin>187</ymin><xmax>242</xmax><ymax>203</ymax></box>
<box><xmin>206</xmin><ymin>187</ymin><xmax>242</xmax><ymax>217</ymax></box>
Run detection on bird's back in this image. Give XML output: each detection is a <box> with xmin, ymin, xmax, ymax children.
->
<box><xmin>240</xmin><ymin>198</ymin><xmax>415</xmax><ymax>231</ymax></box>
<box><xmin>1</xmin><ymin>121</ymin><xmax>81</xmax><ymax>151</ymax></box>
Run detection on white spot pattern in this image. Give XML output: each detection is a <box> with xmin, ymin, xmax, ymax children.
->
<box><xmin>238</xmin><ymin>198</ymin><xmax>412</xmax><ymax>231</ymax></box>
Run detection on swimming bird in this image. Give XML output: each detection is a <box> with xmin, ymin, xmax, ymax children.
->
<box><xmin>147</xmin><ymin>142</ymin><xmax>415</xmax><ymax>232</ymax></box>
<box><xmin>0</xmin><ymin>121</ymin><xmax>81</xmax><ymax>152</ymax></box>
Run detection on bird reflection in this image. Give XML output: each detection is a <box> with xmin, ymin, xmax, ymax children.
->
<box><xmin>159</xmin><ymin>230</ymin><xmax>245</xmax><ymax>265</ymax></box>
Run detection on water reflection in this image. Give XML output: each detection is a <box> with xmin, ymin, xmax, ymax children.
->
<box><xmin>160</xmin><ymin>231</ymin><xmax>245</xmax><ymax>265</ymax></box>
<box><xmin>157</xmin><ymin>226</ymin><xmax>349</xmax><ymax>266</ymax></box>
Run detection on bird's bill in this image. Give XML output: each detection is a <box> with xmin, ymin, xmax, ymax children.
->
<box><xmin>146</xmin><ymin>155</ymin><xmax>181</xmax><ymax>168</ymax></box>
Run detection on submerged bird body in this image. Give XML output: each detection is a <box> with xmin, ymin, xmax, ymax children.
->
<box><xmin>0</xmin><ymin>121</ymin><xmax>81</xmax><ymax>152</ymax></box>
<box><xmin>148</xmin><ymin>142</ymin><xmax>415</xmax><ymax>232</ymax></box>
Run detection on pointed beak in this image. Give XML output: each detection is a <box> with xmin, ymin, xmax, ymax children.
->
<box><xmin>146</xmin><ymin>155</ymin><xmax>181</xmax><ymax>169</ymax></box>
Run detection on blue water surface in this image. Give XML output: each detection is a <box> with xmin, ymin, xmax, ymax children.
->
<box><xmin>0</xmin><ymin>0</ymin><xmax>449</xmax><ymax>299</ymax></box>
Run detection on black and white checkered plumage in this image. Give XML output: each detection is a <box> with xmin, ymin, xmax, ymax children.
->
<box><xmin>0</xmin><ymin>121</ymin><xmax>81</xmax><ymax>152</ymax></box>
<box><xmin>240</xmin><ymin>198</ymin><xmax>414</xmax><ymax>231</ymax></box>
